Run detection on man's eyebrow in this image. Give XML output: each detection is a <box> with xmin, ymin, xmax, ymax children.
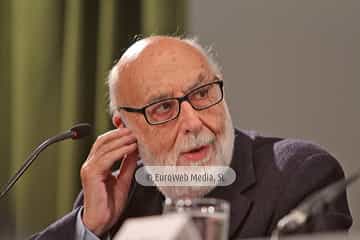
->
<box><xmin>145</xmin><ymin>75</ymin><xmax>219</xmax><ymax>104</ymax></box>
<box><xmin>146</xmin><ymin>92</ymin><xmax>173</xmax><ymax>105</ymax></box>
<box><xmin>185</xmin><ymin>79</ymin><xmax>205</xmax><ymax>93</ymax></box>
<box><xmin>185</xmin><ymin>75</ymin><xmax>219</xmax><ymax>93</ymax></box>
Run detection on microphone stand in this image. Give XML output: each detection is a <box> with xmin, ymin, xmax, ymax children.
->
<box><xmin>0</xmin><ymin>123</ymin><xmax>91</xmax><ymax>200</ymax></box>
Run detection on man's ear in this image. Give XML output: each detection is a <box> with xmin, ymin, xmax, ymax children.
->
<box><xmin>112</xmin><ymin>112</ymin><xmax>126</xmax><ymax>128</ymax></box>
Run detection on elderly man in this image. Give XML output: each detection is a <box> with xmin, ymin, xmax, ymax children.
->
<box><xmin>31</xmin><ymin>36</ymin><xmax>352</xmax><ymax>240</ymax></box>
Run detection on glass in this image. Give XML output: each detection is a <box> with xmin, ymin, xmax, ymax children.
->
<box><xmin>117</xmin><ymin>80</ymin><xmax>224</xmax><ymax>125</ymax></box>
<box><xmin>163</xmin><ymin>198</ymin><xmax>230</xmax><ymax>240</ymax></box>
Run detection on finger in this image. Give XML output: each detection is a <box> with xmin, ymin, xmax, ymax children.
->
<box><xmin>90</xmin><ymin>128</ymin><xmax>131</xmax><ymax>155</ymax></box>
<box><xmin>89</xmin><ymin>128</ymin><xmax>132</xmax><ymax>155</ymax></box>
<box><xmin>89</xmin><ymin>134</ymin><xmax>137</xmax><ymax>163</ymax></box>
<box><xmin>117</xmin><ymin>152</ymin><xmax>138</xmax><ymax>184</ymax></box>
<box><xmin>88</xmin><ymin>143</ymin><xmax>138</xmax><ymax>177</ymax></box>
<box><xmin>118</xmin><ymin>147</ymin><xmax>139</xmax><ymax>175</ymax></box>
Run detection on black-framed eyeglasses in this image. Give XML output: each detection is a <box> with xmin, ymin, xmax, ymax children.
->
<box><xmin>116</xmin><ymin>80</ymin><xmax>224</xmax><ymax>125</ymax></box>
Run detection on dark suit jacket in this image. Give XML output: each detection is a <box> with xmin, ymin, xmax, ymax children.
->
<box><xmin>30</xmin><ymin>129</ymin><xmax>352</xmax><ymax>239</ymax></box>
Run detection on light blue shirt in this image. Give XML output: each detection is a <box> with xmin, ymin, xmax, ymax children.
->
<box><xmin>75</xmin><ymin>207</ymin><xmax>110</xmax><ymax>240</ymax></box>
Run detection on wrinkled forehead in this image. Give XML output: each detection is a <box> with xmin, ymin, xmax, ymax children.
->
<box><xmin>115</xmin><ymin>37</ymin><xmax>216</xmax><ymax>106</ymax></box>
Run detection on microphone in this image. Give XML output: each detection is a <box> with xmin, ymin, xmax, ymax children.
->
<box><xmin>272</xmin><ymin>169</ymin><xmax>360</xmax><ymax>238</ymax></box>
<box><xmin>0</xmin><ymin>123</ymin><xmax>91</xmax><ymax>200</ymax></box>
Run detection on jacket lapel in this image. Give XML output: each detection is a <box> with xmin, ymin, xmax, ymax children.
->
<box><xmin>206</xmin><ymin>129</ymin><xmax>256</xmax><ymax>238</ymax></box>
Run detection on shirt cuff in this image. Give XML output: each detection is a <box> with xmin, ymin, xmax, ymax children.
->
<box><xmin>76</xmin><ymin>207</ymin><xmax>110</xmax><ymax>240</ymax></box>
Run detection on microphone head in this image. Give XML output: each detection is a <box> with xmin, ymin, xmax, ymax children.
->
<box><xmin>70</xmin><ymin>123</ymin><xmax>92</xmax><ymax>139</ymax></box>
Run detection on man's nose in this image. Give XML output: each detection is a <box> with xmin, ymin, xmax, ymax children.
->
<box><xmin>178</xmin><ymin>101</ymin><xmax>203</xmax><ymax>135</ymax></box>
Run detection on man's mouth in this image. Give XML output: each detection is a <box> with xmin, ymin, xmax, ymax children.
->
<box><xmin>180</xmin><ymin>144</ymin><xmax>210</xmax><ymax>162</ymax></box>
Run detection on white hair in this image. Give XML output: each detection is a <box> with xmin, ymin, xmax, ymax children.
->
<box><xmin>106</xmin><ymin>36</ymin><xmax>223</xmax><ymax>115</ymax></box>
<box><xmin>107</xmin><ymin>63</ymin><xmax>120</xmax><ymax>115</ymax></box>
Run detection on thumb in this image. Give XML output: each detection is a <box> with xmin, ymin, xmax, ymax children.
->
<box><xmin>117</xmin><ymin>149</ymin><xmax>138</xmax><ymax>182</ymax></box>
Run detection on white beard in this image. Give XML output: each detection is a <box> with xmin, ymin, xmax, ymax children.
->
<box><xmin>137</xmin><ymin>104</ymin><xmax>235</xmax><ymax>200</ymax></box>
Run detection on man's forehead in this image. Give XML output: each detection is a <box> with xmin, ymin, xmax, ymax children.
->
<box><xmin>142</xmin><ymin>71</ymin><xmax>215</xmax><ymax>104</ymax></box>
<box><xmin>116</xmin><ymin>37</ymin><xmax>216</xmax><ymax>105</ymax></box>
